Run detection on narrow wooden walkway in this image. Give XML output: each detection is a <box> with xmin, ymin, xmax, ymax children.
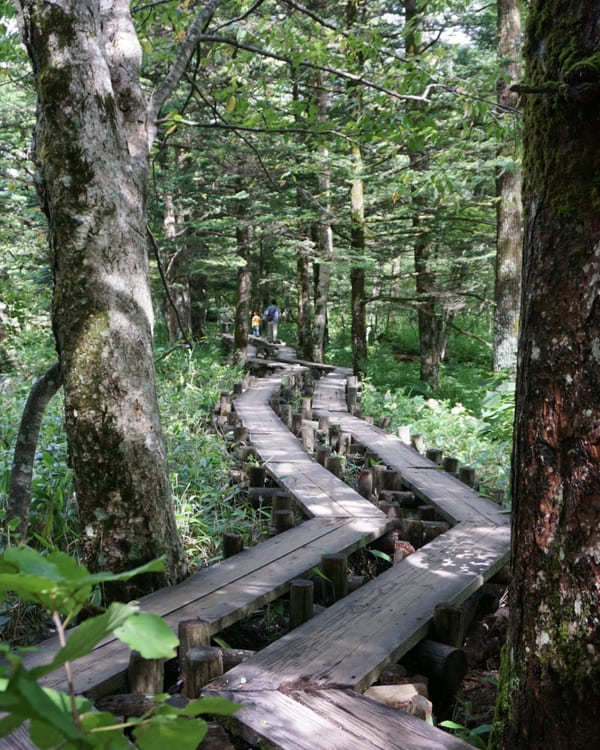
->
<box><xmin>7</xmin><ymin>343</ymin><xmax>510</xmax><ymax>749</ymax></box>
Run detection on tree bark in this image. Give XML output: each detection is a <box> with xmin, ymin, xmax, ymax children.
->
<box><xmin>493</xmin><ymin>0</ymin><xmax>522</xmax><ymax>372</ymax></box>
<box><xmin>163</xmin><ymin>191</ymin><xmax>192</xmax><ymax>345</ymax></box>
<box><xmin>493</xmin><ymin>2</ymin><xmax>600</xmax><ymax>746</ymax></box>
<box><xmin>6</xmin><ymin>362</ymin><xmax>62</xmax><ymax>538</ymax></box>
<box><xmin>16</xmin><ymin>0</ymin><xmax>196</xmax><ymax>596</ymax></box>
<box><xmin>346</xmin><ymin>1</ymin><xmax>368</xmax><ymax>377</ymax></box>
<box><xmin>233</xmin><ymin>187</ymin><xmax>251</xmax><ymax>363</ymax></box>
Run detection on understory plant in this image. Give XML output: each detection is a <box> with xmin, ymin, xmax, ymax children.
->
<box><xmin>0</xmin><ymin>546</ymin><xmax>238</xmax><ymax>748</ymax></box>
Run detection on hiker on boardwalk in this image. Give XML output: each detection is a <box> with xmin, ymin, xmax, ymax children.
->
<box><xmin>263</xmin><ymin>300</ymin><xmax>282</xmax><ymax>343</ymax></box>
<box><xmin>251</xmin><ymin>310</ymin><xmax>261</xmax><ymax>337</ymax></box>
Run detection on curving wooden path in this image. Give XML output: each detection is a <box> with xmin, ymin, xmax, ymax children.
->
<box><xmin>4</xmin><ymin>343</ymin><xmax>510</xmax><ymax>750</ymax></box>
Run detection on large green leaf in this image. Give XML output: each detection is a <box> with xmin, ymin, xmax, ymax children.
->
<box><xmin>179</xmin><ymin>697</ymin><xmax>241</xmax><ymax>717</ymax></box>
<box><xmin>30</xmin><ymin>603</ymin><xmax>139</xmax><ymax>679</ymax></box>
<box><xmin>113</xmin><ymin>613</ymin><xmax>179</xmax><ymax>659</ymax></box>
<box><xmin>134</xmin><ymin>717</ymin><xmax>207</xmax><ymax>750</ymax></box>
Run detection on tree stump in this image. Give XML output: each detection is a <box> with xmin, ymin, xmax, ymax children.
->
<box><xmin>222</xmin><ymin>532</ymin><xmax>243</xmax><ymax>558</ymax></box>
<box><xmin>321</xmin><ymin>553</ymin><xmax>348</xmax><ymax>605</ymax></box>
<box><xmin>178</xmin><ymin>619</ymin><xmax>211</xmax><ymax>664</ymax></box>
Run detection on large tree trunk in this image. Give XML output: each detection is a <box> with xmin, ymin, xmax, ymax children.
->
<box><xmin>17</xmin><ymin>1</ymin><xmax>186</xmax><ymax>596</ymax></box>
<box><xmin>493</xmin><ymin>0</ymin><xmax>522</xmax><ymax>372</ymax></box>
<box><xmin>493</xmin><ymin>2</ymin><xmax>600</xmax><ymax>747</ymax></box>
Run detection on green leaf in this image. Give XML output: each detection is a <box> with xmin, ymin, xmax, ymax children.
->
<box><xmin>0</xmin><ymin>712</ymin><xmax>25</xmax><ymax>739</ymax></box>
<box><xmin>80</xmin><ymin>557</ymin><xmax>165</xmax><ymax>587</ymax></box>
<box><xmin>81</xmin><ymin>711</ymin><xmax>131</xmax><ymax>748</ymax></box>
<box><xmin>114</xmin><ymin>613</ymin><xmax>179</xmax><ymax>659</ymax></box>
<box><xmin>134</xmin><ymin>717</ymin><xmax>207</xmax><ymax>750</ymax></box>
<box><xmin>179</xmin><ymin>697</ymin><xmax>241</xmax><ymax>717</ymax></box>
<box><xmin>29</xmin><ymin>719</ymin><xmax>66</xmax><ymax>749</ymax></box>
<box><xmin>16</xmin><ymin>672</ymin><xmax>84</xmax><ymax>742</ymax></box>
<box><xmin>369</xmin><ymin>549</ymin><xmax>392</xmax><ymax>562</ymax></box>
<box><xmin>440</xmin><ymin>720</ymin><xmax>465</xmax><ymax>730</ymax></box>
<box><xmin>31</xmin><ymin>603</ymin><xmax>139</xmax><ymax>679</ymax></box>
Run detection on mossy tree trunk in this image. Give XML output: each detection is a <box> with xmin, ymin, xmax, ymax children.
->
<box><xmin>15</xmin><ymin>0</ymin><xmax>221</xmax><ymax>596</ymax></box>
<box><xmin>493</xmin><ymin>0</ymin><xmax>522</xmax><ymax>372</ymax></box>
<box><xmin>493</xmin><ymin>2</ymin><xmax>600</xmax><ymax>746</ymax></box>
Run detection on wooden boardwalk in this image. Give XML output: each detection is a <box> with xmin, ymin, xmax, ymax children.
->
<box><xmin>5</xmin><ymin>342</ymin><xmax>510</xmax><ymax>750</ymax></box>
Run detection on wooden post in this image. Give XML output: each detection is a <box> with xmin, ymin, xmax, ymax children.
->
<box><xmin>318</xmin><ymin>415</ymin><xmax>330</xmax><ymax>433</ymax></box>
<box><xmin>357</xmin><ymin>469</ymin><xmax>373</xmax><ymax>499</ymax></box>
<box><xmin>301</xmin><ymin>397</ymin><xmax>312</xmax><ymax>420</ymax></box>
<box><xmin>402</xmin><ymin>518</ymin><xmax>424</xmax><ymax>549</ymax></box>
<box><xmin>329</xmin><ymin>424</ymin><xmax>341</xmax><ymax>452</ymax></box>
<box><xmin>347</xmin><ymin>375</ymin><xmax>359</xmax><ymax>390</ymax></box>
<box><xmin>273</xmin><ymin>508</ymin><xmax>295</xmax><ymax>534</ymax></box>
<box><xmin>432</xmin><ymin>603</ymin><xmax>465</xmax><ymax>648</ymax></box>
<box><xmin>381</xmin><ymin>470</ymin><xmax>403</xmax><ymax>491</ymax></box>
<box><xmin>316</xmin><ymin>445</ymin><xmax>331</xmax><ymax>467</ymax></box>
<box><xmin>325</xmin><ymin>454</ymin><xmax>343</xmax><ymax>478</ymax></box>
<box><xmin>183</xmin><ymin>647</ymin><xmax>223</xmax><ymax>698</ymax></box>
<box><xmin>301</xmin><ymin>424</ymin><xmax>315</xmax><ymax>453</ymax></box>
<box><xmin>233</xmin><ymin>382</ymin><xmax>243</xmax><ymax>395</ymax></box>
<box><xmin>128</xmin><ymin>651</ymin><xmax>164</xmax><ymax>694</ymax></box>
<box><xmin>219</xmin><ymin>392</ymin><xmax>232</xmax><ymax>416</ymax></box>
<box><xmin>178</xmin><ymin>620</ymin><xmax>211</xmax><ymax>664</ymax></box>
<box><xmin>280</xmin><ymin>403</ymin><xmax>293</xmax><ymax>429</ymax></box>
<box><xmin>350</xmin><ymin>403</ymin><xmax>362</xmax><ymax>417</ymax></box>
<box><xmin>347</xmin><ymin>386</ymin><xmax>359</xmax><ymax>411</ymax></box>
<box><xmin>411</xmin><ymin>433</ymin><xmax>426</xmax><ymax>454</ymax></box>
<box><xmin>422</xmin><ymin>520</ymin><xmax>450</xmax><ymax>543</ymax></box>
<box><xmin>289</xmin><ymin>578</ymin><xmax>314</xmax><ymax>630</ymax></box>
<box><xmin>222</xmin><ymin>532</ymin><xmax>244</xmax><ymax>558</ymax></box>
<box><xmin>397</xmin><ymin>425</ymin><xmax>411</xmax><ymax>444</ymax></box>
<box><xmin>442</xmin><ymin>456</ymin><xmax>459</xmax><ymax>474</ymax></box>
<box><xmin>321</xmin><ymin>553</ymin><xmax>348</xmax><ymax>604</ymax></box>
<box><xmin>364</xmin><ymin>415</ymin><xmax>374</xmax><ymax>424</ymax></box>
<box><xmin>377</xmin><ymin>415</ymin><xmax>391</xmax><ymax>429</ymax></box>
<box><xmin>379</xmin><ymin>490</ymin><xmax>420</xmax><ymax>508</ymax></box>
<box><xmin>234</xmin><ymin>426</ymin><xmax>248</xmax><ymax>443</ymax></box>
<box><xmin>408</xmin><ymin>639</ymin><xmax>467</xmax><ymax>714</ymax></box>
<box><xmin>292</xmin><ymin>412</ymin><xmax>303</xmax><ymax>436</ymax></box>
<box><xmin>338</xmin><ymin>432</ymin><xmax>352</xmax><ymax>455</ymax></box>
<box><xmin>248</xmin><ymin>465</ymin><xmax>265</xmax><ymax>489</ymax></box>
<box><xmin>417</xmin><ymin>505</ymin><xmax>437</xmax><ymax>521</ymax></box>
<box><xmin>371</xmin><ymin>464</ymin><xmax>387</xmax><ymax>495</ymax></box>
<box><xmin>458</xmin><ymin>466</ymin><xmax>476</xmax><ymax>487</ymax></box>
<box><xmin>426</xmin><ymin>448</ymin><xmax>443</xmax><ymax>465</ymax></box>
<box><xmin>271</xmin><ymin>494</ymin><xmax>292</xmax><ymax>525</ymax></box>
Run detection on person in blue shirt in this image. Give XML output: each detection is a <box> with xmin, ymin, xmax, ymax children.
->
<box><xmin>263</xmin><ymin>300</ymin><xmax>282</xmax><ymax>343</ymax></box>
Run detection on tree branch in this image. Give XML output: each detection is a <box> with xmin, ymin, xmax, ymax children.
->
<box><xmin>147</xmin><ymin>0</ymin><xmax>223</xmax><ymax>142</ymax></box>
<box><xmin>147</xmin><ymin>225</ymin><xmax>194</xmax><ymax>349</ymax></box>
<box><xmin>7</xmin><ymin>361</ymin><xmax>62</xmax><ymax>539</ymax></box>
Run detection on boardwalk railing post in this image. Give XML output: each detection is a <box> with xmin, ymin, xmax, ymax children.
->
<box><xmin>426</xmin><ymin>448</ymin><xmax>443</xmax><ymax>465</ymax></box>
<box><xmin>442</xmin><ymin>456</ymin><xmax>459</xmax><ymax>475</ymax></box>
<box><xmin>273</xmin><ymin>508</ymin><xmax>295</xmax><ymax>534</ymax></box>
<box><xmin>128</xmin><ymin>651</ymin><xmax>164</xmax><ymax>694</ymax></box>
<box><xmin>183</xmin><ymin>647</ymin><xmax>223</xmax><ymax>698</ymax></box>
<box><xmin>321</xmin><ymin>553</ymin><xmax>348</xmax><ymax>605</ymax></box>
<box><xmin>178</xmin><ymin>619</ymin><xmax>211</xmax><ymax>666</ymax></box>
<box><xmin>397</xmin><ymin>425</ymin><xmax>411</xmax><ymax>444</ymax></box>
<box><xmin>289</xmin><ymin>578</ymin><xmax>314</xmax><ymax>629</ymax></box>
<box><xmin>223</xmin><ymin>532</ymin><xmax>244</xmax><ymax>558</ymax></box>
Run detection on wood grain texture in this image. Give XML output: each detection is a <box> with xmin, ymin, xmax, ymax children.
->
<box><xmin>210</xmin><ymin>523</ymin><xmax>509</xmax><ymax>693</ymax></box>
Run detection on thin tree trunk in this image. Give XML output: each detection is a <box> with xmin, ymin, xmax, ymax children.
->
<box><xmin>493</xmin><ymin>2</ymin><xmax>600</xmax><ymax>746</ymax></box>
<box><xmin>346</xmin><ymin>0</ymin><xmax>368</xmax><ymax>377</ymax></box>
<box><xmin>233</xmin><ymin>189</ymin><xmax>251</xmax><ymax>363</ymax></box>
<box><xmin>6</xmin><ymin>362</ymin><xmax>62</xmax><ymax>538</ymax></box>
<box><xmin>493</xmin><ymin>0</ymin><xmax>522</xmax><ymax>372</ymax></box>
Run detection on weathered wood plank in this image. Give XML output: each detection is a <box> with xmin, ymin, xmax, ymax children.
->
<box><xmin>296</xmin><ymin>690</ymin><xmax>472</xmax><ymax>749</ymax></box>
<box><xmin>30</xmin><ymin>516</ymin><xmax>389</xmax><ymax>697</ymax></box>
<box><xmin>211</xmin><ymin>522</ymin><xmax>510</xmax><ymax>693</ymax></box>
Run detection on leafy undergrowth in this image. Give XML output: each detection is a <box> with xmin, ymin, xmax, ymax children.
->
<box><xmin>361</xmin><ymin>352</ymin><xmax>514</xmax><ymax>500</ymax></box>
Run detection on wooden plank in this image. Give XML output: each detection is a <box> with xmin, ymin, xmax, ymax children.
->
<box><xmin>23</xmin><ymin>518</ymin><xmax>345</xmax><ymax>673</ymax></box>
<box><xmin>295</xmin><ymin>689</ymin><xmax>472</xmax><ymax>749</ymax></box>
<box><xmin>0</xmin><ymin>725</ymin><xmax>36</xmax><ymax>750</ymax></box>
<box><xmin>211</xmin><ymin>522</ymin><xmax>510</xmax><ymax>693</ymax></box>
<box><xmin>215</xmin><ymin>690</ymin><xmax>385</xmax><ymax>750</ymax></box>
<box><xmin>32</xmin><ymin>516</ymin><xmax>389</xmax><ymax>697</ymax></box>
